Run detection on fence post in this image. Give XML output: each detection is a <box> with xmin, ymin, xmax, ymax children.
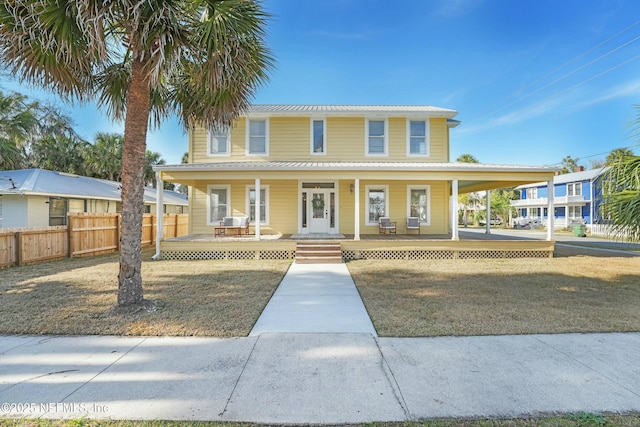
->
<box><xmin>116</xmin><ymin>214</ymin><xmax>121</xmax><ymax>251</ymax></box>
<box><xmin>67</xmin><ymin>214</ymin><xmax>74</xmax><ymax>258</ymax></box>
<box><xmin>174</xmin><ymin>214</ymin><xmax>178</xmax><ymax>238</ymax></box>
<box><xmin>15</xmin><ymin>231</ymin><xmax>23</xmax><ymax>266</ymax></box>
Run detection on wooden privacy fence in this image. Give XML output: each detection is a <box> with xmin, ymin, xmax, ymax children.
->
<box><xmin>0</xmin><ymin>213</ymin><xmax>188</xmax><ymax>267</ymax></box>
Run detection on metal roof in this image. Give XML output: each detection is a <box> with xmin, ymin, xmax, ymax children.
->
<box><xmin>516</xmin><ymin>167</ymin><xmax>607</xmax><ymax>188</ymax></box>
<box><xmin>244</xmin><ymin>104</ymin><xmax>459</xmax><ymax>118</ymax></box>
<box><xmin>154</xmin><ymin>161</ymin><xmax>557</xmax><ymax>173</ymax></box>
<box><xmin>0</xmin><ymin>168</ymin><xmax>187</xmax><ymax>205</ymax></box>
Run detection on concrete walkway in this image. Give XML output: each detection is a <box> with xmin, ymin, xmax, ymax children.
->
<box><xmin>250</xmin><ymin>262</ymin><xmax>377</xmax><ymax>336</ymax></box>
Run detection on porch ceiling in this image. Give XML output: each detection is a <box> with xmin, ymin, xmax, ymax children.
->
<box><xmin>155</xmin><ymin>161</ymin><xmax>559</xmax><ymax>193</ymax></box>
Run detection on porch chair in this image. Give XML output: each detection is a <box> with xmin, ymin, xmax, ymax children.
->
<box><xmin>378</xmin><ymin>216</ymin><xmax>397</xmax><ymax>235</ymax></box>
<box><xmin>406</xmin><ymin>216</ymin><xmax>421</xmax><ymax>234</ymax></box>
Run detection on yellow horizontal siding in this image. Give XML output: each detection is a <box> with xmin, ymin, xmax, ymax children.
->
<box><xmin>356</xmin><ymin>180</ymin><xmax>449</xmax><ymax>235</ymax></box>
<box><xmin>190</xmin><ymin>116</ymin><xmax>450</xmax><ymax>163</ymax></box>
<box><xmin>269</xmin><ymin>117</ymin><xmax>309</xmax><ymax>160</ymax></box>
<box><xmin>188</xmin><ymin>178</ymin><xmax>449</xmax><ymax>236</ymax></box>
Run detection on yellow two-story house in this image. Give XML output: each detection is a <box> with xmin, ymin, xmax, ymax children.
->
<box><xmin>154</xmin><ymin>105</ymin><xmax>558</xmax><ymax>259</ymax></box>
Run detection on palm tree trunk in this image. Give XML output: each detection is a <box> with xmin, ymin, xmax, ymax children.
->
<box><xmin>118</xmin><ymin>58</ymin><xmax>151</xmax><ymax>306</ymax></box>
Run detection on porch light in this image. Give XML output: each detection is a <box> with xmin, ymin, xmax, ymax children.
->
<box><xmin>350</xmin><ymin>183</ymin><xmax>354</xmax><ymax>193</ymax></box>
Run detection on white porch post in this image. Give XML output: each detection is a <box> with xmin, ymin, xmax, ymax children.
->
<box><xmin>255</xmin><ymin>178</ymin><xmax>261</xmax><ymax>239</ymax></box>
<box><xmin>354</xmin><ymin>178</ymin><xmax>360</xmax><ymax>240</ymax></box>
<box><xmin>153</xmin><ymin>172</ymin><xmax>164</xmax><ymax>260</ymax></box>
<box><xmin>485</xmin><ymin>190</ymin><xmax>491</xmax><ymax>234</ymax></box>
<box><xmin>451</xmin><ymin>179</ymin><xmax>459</xmax><ymax>241</ymax></box>
<box><xmin>547</xmin><ymin>179</ymin><xmax>554</xmax><ymax>241</ymax></box>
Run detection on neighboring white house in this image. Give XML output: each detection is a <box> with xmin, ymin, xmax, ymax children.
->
<box><xmin>0</xmin><ymin>168</ymin><xmax>188</xmax><ymax>228</ymax></box>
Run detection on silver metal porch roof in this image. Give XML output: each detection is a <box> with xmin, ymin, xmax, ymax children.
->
<box><xmin>154</xmin><ymin>161</ymin><xmax>558</xmax><ymax>173</ymax></box>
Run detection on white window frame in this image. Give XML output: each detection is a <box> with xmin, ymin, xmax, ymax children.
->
<box><xmin>207</xmin><ymin>126</ymin><xmax>230</xmax><ymax>156</ymax></box>
<box><xmin>207</xmin><ymin>184</ymin><xmax>230</xmax><ymax>225</ymax></box>
<box><xmin>246</xmin><ymin>118</ymin><xmax>269</xmax><ymax>156</ymax></box>
<box><xmin>406</xmin><ymin>119</ymin><xmax>430</xmax><ymax>157</ymax></box>
<box><xmin>567</xmin><ymin>182</ymin><xmax>582</xmax><ymax>197</ymax></box>
<box><xmin>310</xmin><ymin>118</ymin><xmax>326</xmax><ymax>155</ymax></box>
<box><xmin>365</xmin><ymin>184</ymin><xmax>389</xmax><ymax>226</ymax></box>
<box><xmin>568</xmin><ymin>205</ymin><xmax>582</xmax><ymax>219</ymax></box>
<box><xmin>365</xmin><ymin>118</ymin><xmax>388</xmax><ymax>157</ymax></box>
<box><xmin>526</xmin><ymin>187</ymin><xmax>538</xmax><ymax>199</ymax></box>
<box><xmin>407</xmin><ymin>185</ymin><xmax>431</xmax><ymax>225</ymax></box>
<box><xmin>246</xmin><ymin>184</ymin><xmax>269</xmax><ymax>225</ymax></box>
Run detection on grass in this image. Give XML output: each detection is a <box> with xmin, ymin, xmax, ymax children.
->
<box><xmin>348</xmin><ymin>245</ymin><xmax>640</xmax><ymax>337</ymax></box>
<box><xmin>3</xmin><ymin>414</ymin><xmax>640</xmax><ymax>426</ymax></box>
<box><xmin>0</xmin><ymin>250</ymin><xmax>290</xmax><ymax>337</ymax></box>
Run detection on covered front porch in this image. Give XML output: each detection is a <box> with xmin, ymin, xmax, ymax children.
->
<box><xmin>152</xmin><ymin>161</ymin><xmax>559</xmax><ymax>260</ymax></box>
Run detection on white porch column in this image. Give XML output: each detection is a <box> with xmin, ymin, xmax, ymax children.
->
<box><xmin>255</xmin><ymin>178</ymin><xmax>261</xmax><ymax>239</ymax></box>
<box><xmin>153</xmin><ymin>172</ymin><xmax>164</xmax><ymax>260</ymax></box>
<box><xmin>354</xmin><ymin>178</ymin><xmax>360</xmax><ymax>240</ymax></box>
<box><xmin>485</xmin><ymin>190</ymin><xmax>491</xmax><ymax>234</ymax></box>
<box><xmin>451</xmin><ymin>179</ymin><xmax>459</xmax><ymax>241</ymax></box>
<box><xmin>547</xmin><ymin>179</ymin><xmax>554</xmax><ymax>241</ymax></box>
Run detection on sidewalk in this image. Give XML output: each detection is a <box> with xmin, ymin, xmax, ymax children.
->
<box><xmin>1</xmin><ymin>333</ymin><xmax>639</xmax><ymax>423</ymax></box>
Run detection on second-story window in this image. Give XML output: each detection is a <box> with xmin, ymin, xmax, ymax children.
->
<box><xmin>247</xmin><ymin>119</ymin><xmax>268</xmax><ymax>155</ymax></box>
<box><xmin>208</xmin><ymin>127</ymin><xmax>229</xmax><ymax>155</ymax></box>
<box><xmin>407</xmin><ymin>120</ymin><xmax>429</xmax><ymax>156</ymax></box>
<box><xmin>567</xmin><ymin>182</ymin><xmax>582</xmax><ymax>197</ymax></box>
<box><xmin>526</xmin><ymin>188</ymin><xmax>537</xmax><ymax>199</ymax></box>
<box><xmin>311</xmin><ymin>119</ymin><xmax>325</xmax><ymax>154</ymax></box>
<box><xmin>366</xmin><ymin>119</ymin><xmax>387</xmax><ymax>155</ymax></box>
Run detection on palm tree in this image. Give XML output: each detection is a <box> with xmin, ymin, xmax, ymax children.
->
<box><xmin>606</xmin><ymin>148</ymin><xmax>635</xmax><ymax>165</ymax></box>
<box><xmin>456</xmin><ymin>153</ymin><xmax>479</xmax><ymax>163</ymax></box>
<box><xmin>87</xmin><ymin>133</ymin><xmax>123</xmax><ymax>181</ymax></box>
<box><xmin>0</xmin><ymin>1</ymin><xmax>272</xmax><ymax>306</ymax></box>
<box><xmin>144</xmin><ymin>150</ymin><xmax>165</xmax><ymax>188</ymax></box>
<box><xmin>0</xmin><ymin>91</ymin><xmax>39</xmax><ymax>169</ymax></box>
<box><xmin>600</xmin><ymin>154</ymin><xmax>640</xmax><ymax>242</ymax></box>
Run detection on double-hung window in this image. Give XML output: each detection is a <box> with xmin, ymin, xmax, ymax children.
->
<box><xmin>567</xmin><ymin>182</ymin><xmax>582</xmax><ymax>197</ymax></box>
<box><xmin>208</xmin><ymin>185</ymin><xmax>230</xmax><ymax>224</ymax></box>
<box><xmin>208</xmin><ymin>127</ymin><xmax>229</xmax><ymax>156</ymax></box>
<box><xmin>247</xmin><ymin>119</ymin><xmax>268</xmax><ymax>155</ymax></box>
<box><xmin>366</xmin><ymin>119</ymin><xmax>387</xmax><ymax>156</ymax></box>
<box><xmin>365</xmin><ymin>185</ymin><xmax>388</xmax><ymax>225</ymax></box>
<box><xmin>311</xmin><ymin>119</ymin><xmax>326</xmax><ymax>155</ymax></box>
<box><xmin>247</xmin><ymin>186</ymin><xmax>268</xmax><ymax>225</ymax></box>
<box><xmin>407</xmin><ymin>120</ymin><xmax>429</xmax><ymax>156</ymax></box>
<box><xmin>408</xmin><ymin>186</ymin><xmax>430</xmax><ymax>224</ymax></box>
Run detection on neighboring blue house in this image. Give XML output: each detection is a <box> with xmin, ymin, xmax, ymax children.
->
<box><xmin>511</xmin><ymin>167</ymin><xmax>605</xmax><ymax>229</ymax></box>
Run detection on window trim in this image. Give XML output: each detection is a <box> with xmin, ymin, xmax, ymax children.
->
<box><xmin>406</xmin><ymin>119</ymin><xmax>430</xmax><ymax>157</ymax></box>
<box><xmin>365</xmin><ymin>184</ymin><xmax>389</xmax><ymax>226</ymax></box>
<box><xmin>310</xmin><ymin>118</ymin><xmax>326</xmax><ymax>156</ymax></box>
<box><xmin>567</xmin><ymin>182</ymin><xmax>582</xmax><ymax>197</ymax></box>
<box><xmin>207</xmin><ymin>184</ymin><xmax>230</xmax><ymax>226</ymax></box>
<box><xmin>207</xmin><ymin>126</ymin><xmax>230</xmax><ymax>157</ymax></box>
<box><xmin>365</xmin><ymin>118</ymin><xmax>388</xmax><ymax>157</ymax></box>
<box><xmin>246</xmin><ymin>118</ymin><xmax>269</xmax><ymax>156</ymax></box>
<box><xmin>246</xmin><ymin>184</ymin><xmax>269</xmax><ymax>225</ymax></box>
<box><xmin>407</xmin><ymin>185</ymin><xmax>431</xmax><ymax>225</ymax></box>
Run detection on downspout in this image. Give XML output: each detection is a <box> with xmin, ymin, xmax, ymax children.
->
<box><xmin>152</xmin><ymin>171</ymin><xmax>164</xmax><ymax>260</ymax></box>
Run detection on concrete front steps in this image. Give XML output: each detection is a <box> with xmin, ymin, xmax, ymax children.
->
<box><xmin>295</xmin><ymin>241</ymin><xmax>343</xmax><ymax>264</ymax></box>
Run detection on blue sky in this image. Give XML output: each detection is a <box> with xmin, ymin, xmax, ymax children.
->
<box><xmin>2</xmin><ymin>0</ymin><xmax>640</xmax><ymax>167</ymax></box>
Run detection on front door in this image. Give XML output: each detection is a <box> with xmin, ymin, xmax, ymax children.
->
<box><xmin>309</xmin><ymin>191</ymin><xmax>329</xmax><ymax>233</ymax></box>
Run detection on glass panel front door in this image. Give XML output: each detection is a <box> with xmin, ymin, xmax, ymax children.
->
<box><xmin>309</xmin><ymin>191</ymin><xmax>329</xmax><ymax>233</ymax></box>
